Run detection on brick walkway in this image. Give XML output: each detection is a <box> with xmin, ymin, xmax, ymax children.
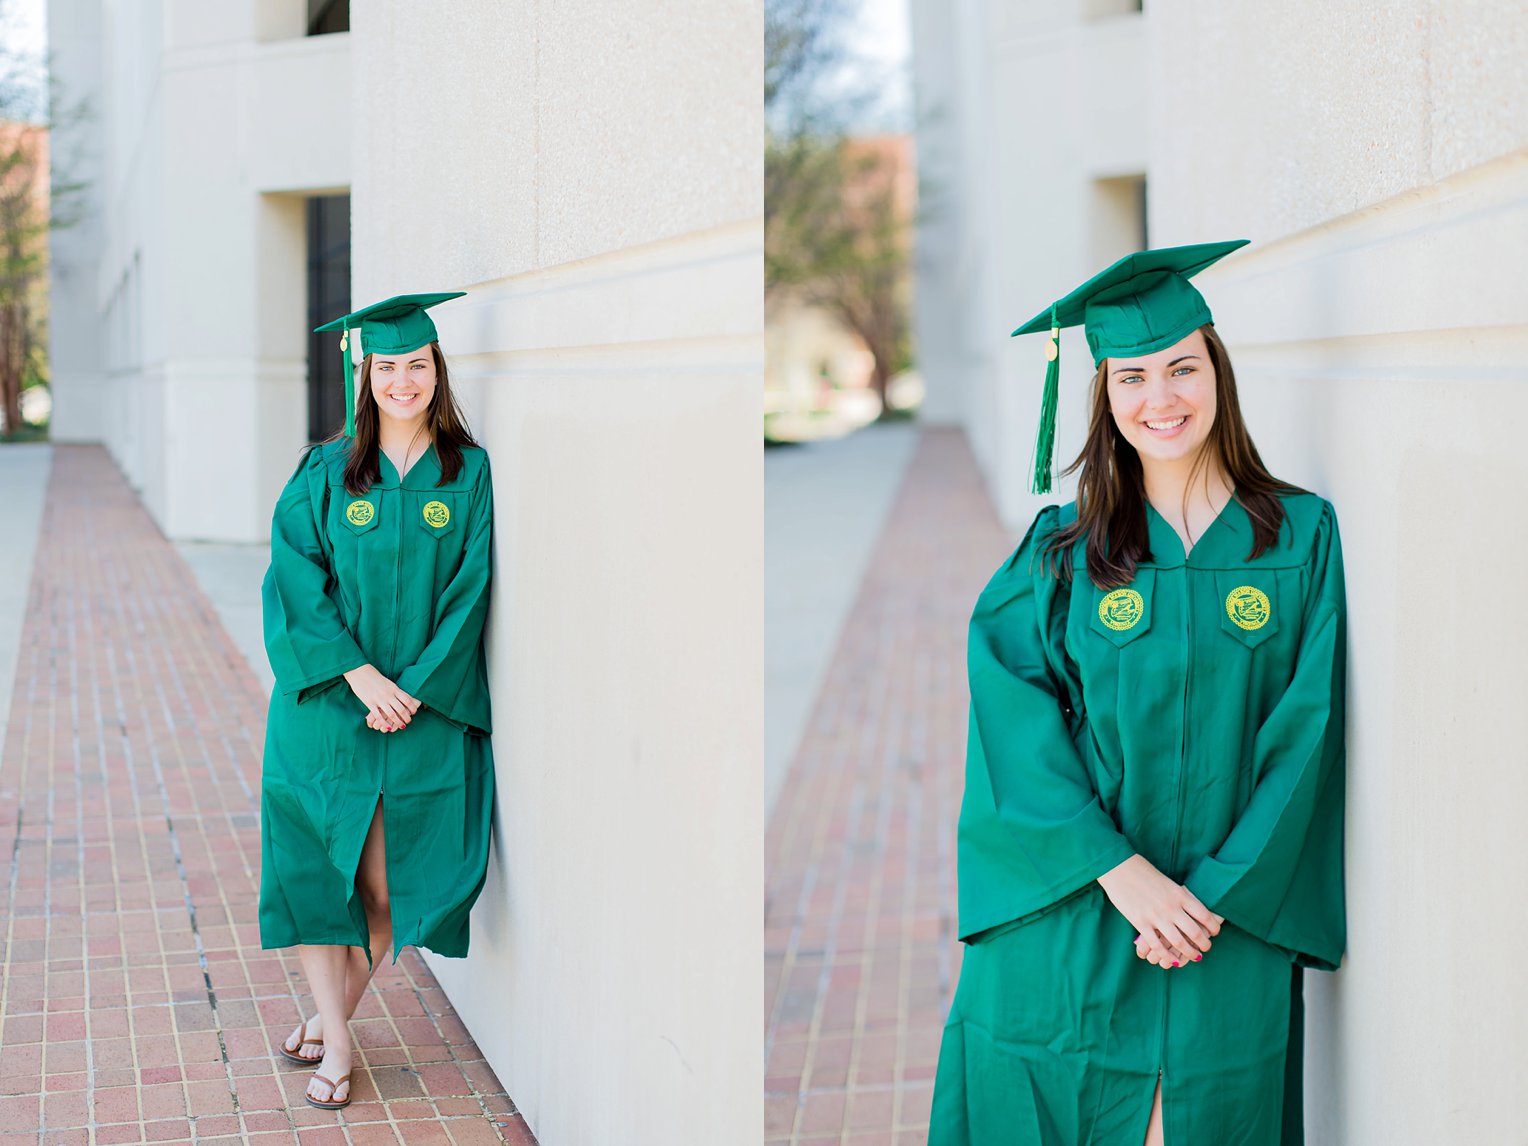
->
<box><xmin>763</xmin><ymin>429</ymin><xmax>1013</xmax><ymax>1145</ymax></box>
<box><xmin>0</xmin><ymin>446</ymin><xmax>535</xmax><ymax>1145</ymax></box>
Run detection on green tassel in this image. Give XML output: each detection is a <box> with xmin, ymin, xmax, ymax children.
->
<box><xmin>1030</xmin><ymin>305</ymin><xmax>1060</xmax><ymax>495</ymax></box>
<box><xmin>341</xmin><ymin>329</ymin><xmax>356</xmax><ymax>438</ymax></box>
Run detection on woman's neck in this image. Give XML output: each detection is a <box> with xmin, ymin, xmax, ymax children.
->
<box><xmin>378</xmin><ymin>419</ymin><xmax>431</xmax><ymax>473</ymax></box>
<box><xmin>1140</xmin><ymin>453</ymin><xmax>1234</xmax><ymax>550</ymax></box>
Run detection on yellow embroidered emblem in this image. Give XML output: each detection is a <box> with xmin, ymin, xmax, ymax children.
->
<box><xmin>345</xmin><ymin>500</ymin><xmax>374</xmax><ymax>526</ymax></box>
<box><xmin>422</xmin><ymin>500</ymin><xmax>450</xmax><ymax>529</ymax></box>
<box><xmin>1225</xmin><ymin>586</ymin><xmax>1271</xmax><ymax>631</ymax></box>
<box><xmin>1098</xmin><ymin>589</ymin><xmax>1145</xmax><ymax>631</ymax></box>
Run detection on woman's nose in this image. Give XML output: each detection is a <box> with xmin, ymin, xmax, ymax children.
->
<box><xmin>1141</xmin><ymin>373</ymin><xmax>1174</xmax><ymax>407</ymax></box>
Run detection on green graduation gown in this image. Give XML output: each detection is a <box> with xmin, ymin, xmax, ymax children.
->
<box><xmin>930</xmin><ymin>491</ymin><xmax>1346</xmax><ymax>1146</ymax></box>
<box><xmin>258</xmin><ymin>439</ymin><xmax>495</xmax><ymax>967</ymax></box>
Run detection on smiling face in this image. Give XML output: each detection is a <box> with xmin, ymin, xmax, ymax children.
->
<box><xmin>1104</xmin><ymin>327</ymin><xmax>1218</xmax><ymax>470</ymax></box>
<box><xmin>368</xmin><ymin>343</ymin><xmax>438</xmax><ymax>428</ymax></box>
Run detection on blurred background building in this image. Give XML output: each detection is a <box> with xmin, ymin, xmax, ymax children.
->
<box><xmin>911</xmin><ymin>1</ymin><xmax>1528</xmax><ymax>1141</ymax></box>
<box><xmin>46</xmin><ymin>1</ymin><xmax>763</xmax><ymax>1143</ymax></box>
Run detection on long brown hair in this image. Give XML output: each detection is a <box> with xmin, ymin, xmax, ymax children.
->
<box><xmin>1042</xmin><ymin>323</ymin><xmax>1298</xmax><ymax>588</ymax></box>
<box><xmin>325</xmin><ymin>341</ymin><xmax>480</xmax><ymax>496</ymax></box>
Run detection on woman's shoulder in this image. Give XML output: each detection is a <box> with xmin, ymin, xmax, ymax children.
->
<box><xmin>278</xmin><ymin>438</ymin><xmax>346</xmax><ymax>491</ymax></box>
<box><xmin>1273</xmin><ymin>486</ymin><xmax>1336</xmax><ymax>529</ymax></box>
<box><xmin>456</xmin><ymin>444</ymin><xmax>491</xmax><ymax>482</ymax></box>
<box><xmin>1269</xmin><ymin>486</ymin><xmax>1338</xmax><ymax>562</ymax></box>
<box><xmin>1017</xmin><ymin>501</ymin><xmax>1083</xmax><ymax>568</ymax></box>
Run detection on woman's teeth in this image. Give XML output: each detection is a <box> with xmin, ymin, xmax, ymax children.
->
<box><xmin>1145</xmin><ymin>417</ymin><xmax>1186</xmax><ymax>430</ymax></box>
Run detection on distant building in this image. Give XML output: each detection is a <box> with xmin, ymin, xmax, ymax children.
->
<box><xmin>765</xmin><ymin>132</ymin><xmax>916</xmax><ymax>437</ymax></box>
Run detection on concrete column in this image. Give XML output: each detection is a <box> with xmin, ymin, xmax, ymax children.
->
<box><xmin>1148</xmin><ymin>5</ymin><xmax>1528</xmax><ymax>1141</ymax></box>
<box><xmin>349</xmin><ymin>4</ymin><xmax>763</xmax><ymax>1143</ymax></box>
<box><xmin>47</xmin><ymin>0</ymin><xmax>108</xmax><ymax>444</ymax></box>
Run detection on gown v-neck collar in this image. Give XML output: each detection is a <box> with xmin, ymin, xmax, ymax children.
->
<box><xmin>376</xmin><ymin>441</ymin><xmax>439</xmax><ymax>490</ymax></box>
<box><xmin>1142</xmin><ymin>489</ymin><xmax>1245</xmax><ymax>568</ymax></box>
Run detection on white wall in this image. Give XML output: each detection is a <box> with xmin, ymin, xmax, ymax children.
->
<box><xmin>911</xmin><ymin>1</ymin><xmax>1528</xmax><ymax>1141</ymax></box>
<box><xmin>1147</xmin><ymin>6</ymin><xmax>1528</xmax><ymax>1142</ymax></box>
<box><xmin>49</xmin><ymin>0</ymin><xmax>349</xmax><ymax>542</ymax></box>
<box><xmin>911</xmin><ymin>0</ymin><xmax>1147</xmax><ymax>528</ymax></box>
<box><xmin>349</xmin><ymin>5</ymin><xmax>764</xmax><ymax>1143</ymax></box>
<box><xmin>47</xmin><ymin>0</ymin><xmax>107</xmax><ymax>445</ymax></box>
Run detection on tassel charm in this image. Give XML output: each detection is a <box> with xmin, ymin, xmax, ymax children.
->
<box><xmin>340</xmin><ymin>331</ymin><xmax>356</xmax><ymax>438</ymax></box>
<box><xmin>1030</xmin><ymin>306</ymin><xmax>1061</xmax><ymax>495</ymax></box>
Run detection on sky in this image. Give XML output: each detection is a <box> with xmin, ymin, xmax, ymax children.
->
<box><xmin>859</xmin><ymin>0</ymin><xmax>912</xmax><ymax>73</ymax></box>
<box><xmin>834</xmin><ymin>0</ymin><xmax>915</xmax><ymax>131</ymax></box>
<box><xmin>2</xmin><ymin>0</ymin><xmax>46</xmax><ymax>59</ymax></box>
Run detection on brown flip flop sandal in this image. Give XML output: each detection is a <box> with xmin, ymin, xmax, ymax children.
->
<box><xmin>277</xmin><ymin>1021</ymin><xmax>324</xmax><ymax>1065</ymax></box>
<box><xmin>304</xmin><ymin>1071</ymin><xmax>352</xmax><ymax>1110</ymax></box>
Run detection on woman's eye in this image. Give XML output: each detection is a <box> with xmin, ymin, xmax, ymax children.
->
<box><xmin>1173</xmin><ymin>366</ymin><xmax>1194</xmax><ymax>376</ymax></box>
<box><xmin>1121</xmin><ymin>375</ymin><xmax>1143</xmax><ymax>385</ymax></box>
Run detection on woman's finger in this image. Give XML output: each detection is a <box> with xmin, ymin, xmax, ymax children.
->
<box><xmin>1181</xmin><ymin>895</ymin><xmax>1223</xmax><ymax>937</ymax></box>
<box><xmin>1154</xmin><ymin>924</ymin><xmax>1190</xmax><ymax>966</ymax></box>
<box><xmin>1175</xmin><ymin>912</ymin><xmax>1212</xmax><ymax>955</ymax></box>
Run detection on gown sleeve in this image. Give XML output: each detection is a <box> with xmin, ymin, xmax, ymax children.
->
<box><xmin>957</xmin><ymin>506</ymin><xmax>1137</xmax><ymax>941</ymax></box>
<box><xmin>261</xmin><ymin>448</ymin><xmax>368</xmax><ymax>701</ymax></box>
<box><xmin>1184</xmin><ymin>501</ymin><xmax>1347</xmax><ymax>970</ymax></box>
<box><xmin>394</xmin><ymin>455</ymin><xmax>494</xmax><ymax>736</ymax></box>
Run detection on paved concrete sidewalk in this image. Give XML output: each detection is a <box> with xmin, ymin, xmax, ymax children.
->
<box><xmin>765</xmin><ymin>426</ymin><xmax>919</xmax><ymax>816</ymax></box>
<box><xmin>763</xmin><ymin>428</ymin><xmax>1015</xmax><ymax>1145</ymax></box>
<box><xmin>0</xmin><ymin>446</ymin><xmax>534</xmax><ymax>1145</ymax></box>
<box><xmin>0</xmin><ymin>444</ymin><xmax>53</xmax><ymax>774</ymax></box>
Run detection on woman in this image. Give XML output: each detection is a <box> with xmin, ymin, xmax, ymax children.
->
<box><xmin>929</xmin><ymin>242</ymin><xmax>1346</xmax><ymax>1145</ymax></box>
<box><xmin>258</xmin><ymin>292</ymin><xmax>496</xmax><ymax>1111</ymax></box>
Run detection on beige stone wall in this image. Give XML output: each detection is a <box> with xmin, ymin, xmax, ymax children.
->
<box><xmin>350</xmin><ymin>5</ymin><xmax>764</xmax><ymax>1143</ymax></box>
<box><xmin>1148</xmin><ymin>7</ymin><xmax>1528</xmax><ymax>1141</ymax></box>
<box><xmin>912</xmin><ymin>1</ymin><xmax>1528</xmax><ymax>1140</ymax></box>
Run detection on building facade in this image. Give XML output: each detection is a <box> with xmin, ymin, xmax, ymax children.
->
<box><xmin>911</xmin><ymin>2</ymin><xmax>1528</xmax><ymax>1141</ymax></box>
<box><xmin>50</xmin><ymin>2</ymin><xmax>764</xmax><ymax>1142</ymax></box>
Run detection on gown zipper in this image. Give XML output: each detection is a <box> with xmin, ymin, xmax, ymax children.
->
<box><xmin>1158</xmin><ymin>564</ymin><xmax>1195</xmax><ymax>1118</ymax></box>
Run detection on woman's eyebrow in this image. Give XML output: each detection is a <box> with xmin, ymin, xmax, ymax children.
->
<box><xmin>1110</xmin><ymin>355</ymin><xmax>1201</xmax><ymax>375</ymax></box>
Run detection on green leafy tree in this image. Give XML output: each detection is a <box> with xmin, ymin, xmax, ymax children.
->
<box><xmin>0</xmin><ymin>1</ymin><xmax>88</xmax><ymax>437</ymax></box>
<box><xmin>765</xmin><ymin>0</ymin><xmax>913</xmax><ymax>415</ymax></box>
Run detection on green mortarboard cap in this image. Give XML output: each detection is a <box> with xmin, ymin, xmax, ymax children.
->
<box><xmin>314</xmin><ymin>291</ymin><xmax>466</xmax><ymax>437</ymax></box>
<box><xmin>1010</xmin><ymin>240</ymin><xmax>1249</xmax><ymax>494</ymax></box>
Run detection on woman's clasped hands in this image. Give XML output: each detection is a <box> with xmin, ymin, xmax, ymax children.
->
<box><xmin>343</xmin><ymin>664</ymin><xmax>422</xmax><ymax>734</ymax></box>
<box><xmin>1096</xmin><ymin>853</ymin><xmax>1224</xmax><ymax>970</ymax></box>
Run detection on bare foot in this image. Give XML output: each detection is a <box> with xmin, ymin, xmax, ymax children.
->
<box><xmin>282</xmin><ymin>1016</ymin><xmax>324</xmax><ymax>1062</ymax></box>
<box><xmin>306</xmin><ymin>1043</ymin><xmax>352</xmax><ymax>1106</ymax></box>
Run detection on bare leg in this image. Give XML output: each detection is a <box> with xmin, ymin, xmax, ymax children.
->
<box><xmin>289</xmin><ymin>800</ymin><xmax>392</xmax><ymax>1102</ymax></box>
<box><xmin>1142</xmin><ymin>1073</ymin><xmax>1165</xmax><ymax>1146</ymax></box>
<box><xmin>296</xmin><ymin>943</ymin><xmax>352</xmax><ymax>1104</ymax></box>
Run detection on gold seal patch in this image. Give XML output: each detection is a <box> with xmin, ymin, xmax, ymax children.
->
<box><xmin>1098</xmin><ymin>588</ymin><xmax>1145</xmax><ymax>631</ymax></box>
<box><xmin>1225</xmin><ymin>586</ymin><xmax>1271</xmax><ymax>631</ymax></box>
<box><xmin>422</xmin><ymin>500</ymin><xmax>450</xmax><ymax>529</ymax></box>
<box><xmin>345</xmin><ymin>500</ymin><xmax>374</xmax><ymax>526</ymax></box>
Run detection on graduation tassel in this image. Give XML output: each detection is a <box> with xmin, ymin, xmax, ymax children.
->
<box><xmin>341</xmin><ymin>328</ymin><xmax>356</xmax><ymax>438</ymax></box>
<box><xmin>1030</xmin><ymin>304</ymin><xmax>1061</xmax><ymax>495</ymax></box>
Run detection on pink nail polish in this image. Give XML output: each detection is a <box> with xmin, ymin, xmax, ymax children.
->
<box><xmin>1193</xmin><ymin>955</ymin><xmax>1202</xmax><ymax>961</ymax></box>
<box><xmin>1171</xmin><ymin>962</ymin><xmax>1179</xmax><ymax>967</ymax></box>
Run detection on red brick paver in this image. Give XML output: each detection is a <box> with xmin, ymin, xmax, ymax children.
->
<box><xmin>764</xmin><ymin>429</ymin><xmax>1013</xmax><ymax>1145</ymax></box>
<box><xmin>0</xmin><ymin>446</ymin><xmax>535</xmax><ymax>1144</ymax></box>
